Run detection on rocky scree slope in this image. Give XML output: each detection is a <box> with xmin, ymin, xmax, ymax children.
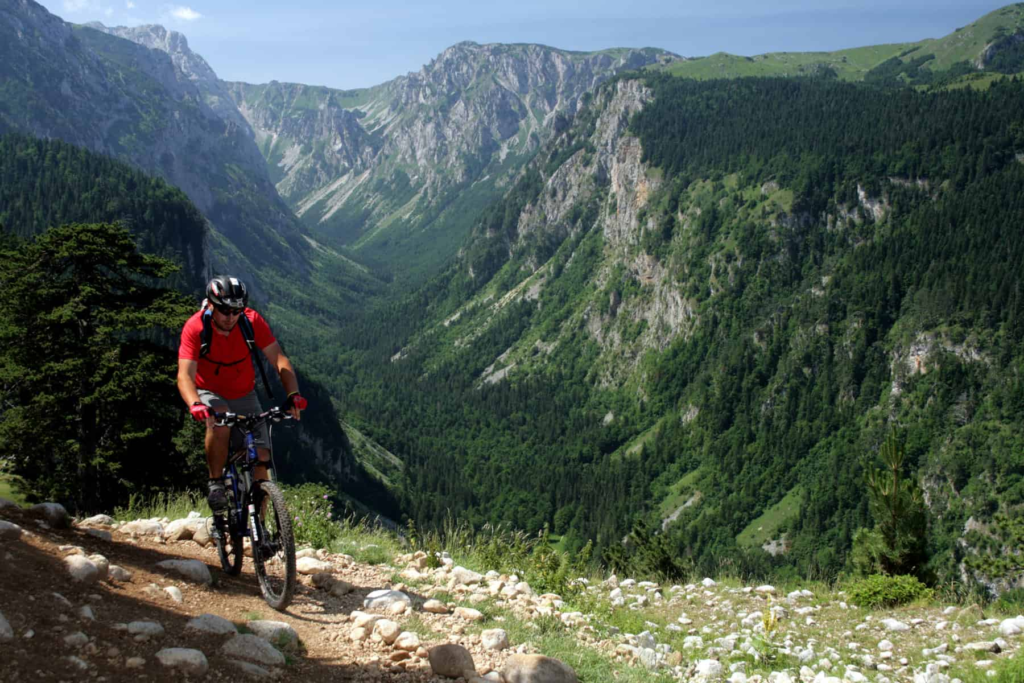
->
<box><xmin>2</xmin><ymin>499</ymin><xmax>1023</xmax><ymax>683</ymax></box>
<box><xmin>227</xmin><ymin>42</ymin><xmax>678</xmax><ymax>276</ymax></box>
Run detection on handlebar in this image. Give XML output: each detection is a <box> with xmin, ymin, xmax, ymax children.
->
<box><xmin>211</xmin><ymin>406</ymin><xmax>293</xmax><ymax>429</ymax></box>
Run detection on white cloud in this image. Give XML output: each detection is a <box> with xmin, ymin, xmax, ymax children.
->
<box><xmin>126</xmin><ymin>0</ymin><xmax>135</xmax><ymax>8</ymax></box>
<box><xmin>170</xmin><ymin>5</ymin><xmax>201</xmax><ymax>20</ymax></box>
<box><xmin>62</xmin><ymin>0</ymin><xmax>91</xmax><ymax>12</ymax></box>
<box><xmin>104</xmin><ymin>6</ymin><xmax>114</xmax><ymax>16</ymax></box>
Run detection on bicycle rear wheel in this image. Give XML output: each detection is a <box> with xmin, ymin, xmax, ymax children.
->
<box><xmin>212</xmin><ymin>514</ymin><xmax>243</xmax><ymax>576</ymax></box>
<box><xmin>250</xmin><ymin>481</ymin><xmax>296</xmax><ymax>610</ymax></box>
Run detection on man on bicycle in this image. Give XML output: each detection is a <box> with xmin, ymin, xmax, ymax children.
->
<box><xmin>177</xmin><ymin>275</ymin><xmax>307</xmax><ymax>511</ymax></box>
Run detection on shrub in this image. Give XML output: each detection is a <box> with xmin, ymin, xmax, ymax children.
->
<box><xmin>281</xmin><ymin>483</ymin><xmax>339</xmax><ymax>549</ymax></box>
<box><xmin>847</xmin><ymin>574</ymin><xmax>933</xmax><ymax>608</ymax></box>
<box><xmin>994</xmin><ymin>588</ymin><xmax>1024</xmax><ymax>614</ymax></box>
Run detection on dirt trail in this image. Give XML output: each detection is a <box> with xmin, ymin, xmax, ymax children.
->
<box><xmin>0</xmin><ymin>504</ymin><xmax>477</xmax><ymax>682</ymax></box>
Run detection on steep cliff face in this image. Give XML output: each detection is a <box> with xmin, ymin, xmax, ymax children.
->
<box><xmin>0</xmin><ymin>0</ymin><xmax>310</xmax><ymax>285</ymax></box>
<box><xmin>228</xmin><ymin>43</ymin><xmax>678</xmax><ymax>275</ymax></box>
<box><xmin>425</xmin><ymin>78</ymin><xmax>698</xmax><ymax>388</ymax></box>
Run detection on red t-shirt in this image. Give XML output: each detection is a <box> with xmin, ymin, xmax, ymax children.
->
<box><xmin>179</xmin><ymin>308</ymin><xmax>276</xmax><ymax>400</ymax></box>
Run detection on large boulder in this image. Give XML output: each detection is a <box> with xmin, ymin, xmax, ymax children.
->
<box><xmin>31</xmin><ymin>503</ymin><xmax>69</xmax><ymax>528</ymax></box>
<box><xmin>502</xmin><ymin>655</ymin><xmax>578</xmax><ymax>683</ymax></box>
<box><xmin>155</xmin><ymin>559</ymin><xmax>212</xmax><ymax>585</ymax></box>
<box><xmin>155</xmin><ymin>648</ymin><xmax>208</xmax><ymax>675</ymax></box>
<box><xmin>428</xmin><ymin>644</ymin><xmax>476</xmax><ymax>678</ymax></box>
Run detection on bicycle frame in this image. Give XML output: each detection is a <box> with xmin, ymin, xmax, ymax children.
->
<box><xmin>214</xmin><ymin>409</ymin><xmax>288</xmax><ymax>539</ymax></box>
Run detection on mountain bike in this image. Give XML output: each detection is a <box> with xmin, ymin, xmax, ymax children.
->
<box><xmin>209</xmin><ymin>407</ymin><xmax>296</xmax><ymax>610</ymax></box>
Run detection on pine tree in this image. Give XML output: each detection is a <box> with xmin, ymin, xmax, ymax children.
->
<box><xmin>851</xmin><ymin>429</ymin><xmax>929</xmax><ymax>577</ymax></box>
<box><xmin>0</xmin><ymin>223</ymin><xmax>200</xmax><ymax>512</ymax></box>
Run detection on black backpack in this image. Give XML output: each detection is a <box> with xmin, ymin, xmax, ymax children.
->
<box><xmin>199</xmin><ymin>308</ymin><xmax>274</xmax><ymax>398</ymax></box>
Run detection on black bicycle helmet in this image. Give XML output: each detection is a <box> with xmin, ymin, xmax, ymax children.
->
<box><xmin>206</xmin><ymin>275</ymin><xmax>248</xmax><ymax>310</ymax></box>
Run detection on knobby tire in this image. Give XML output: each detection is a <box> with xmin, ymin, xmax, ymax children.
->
<box><xmin>251</xmin><ymin>480</ymin><xmax>296</xmax><ymax>610</ymax></box>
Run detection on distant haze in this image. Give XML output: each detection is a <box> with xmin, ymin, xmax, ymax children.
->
<box><xmin>40</xmin><ymin>0</ymin><xmax>1011</xmax><ymax>89</ymax></box>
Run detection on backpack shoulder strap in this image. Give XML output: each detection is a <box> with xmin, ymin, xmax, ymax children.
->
<box><xmin>199</xmin><ymin>309</ymin><xmax>213</xmax><ymax>357</ymax></box>
<box><xmin>239</xmin><ymin>311</ymin><xmax>274</xmax><ymax>400</ymax></box>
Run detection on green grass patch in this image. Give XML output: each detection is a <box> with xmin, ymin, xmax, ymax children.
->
<box><xmin>657</xmin><ymin>468</ymin><xmax>703</xmax><ymax>518</ymax></box>
<box><xmin>736</xmin><ymin>486</ymin><xmax>803</xmax><ymax>547</ymax></box>
<box><xmin>0</xmin><ymin>474</ymin><xmax>26</xmax><ymax>506</ymax></box>
<box><xmin>112</xmin><ymin>490</ymin><xmax>210</xmax><ymax>522</ymax></box>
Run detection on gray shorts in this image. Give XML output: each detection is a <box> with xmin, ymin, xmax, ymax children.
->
<box><xmin>197</xmin><ymin>389</ymin><xmax>269</xmax><ymax>450</ymax></box>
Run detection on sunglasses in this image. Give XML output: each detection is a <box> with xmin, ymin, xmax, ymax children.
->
<box><xmin>214</xmin><ymin>304</ymin><xmax>244</xmax><ymax>316</ymax></box>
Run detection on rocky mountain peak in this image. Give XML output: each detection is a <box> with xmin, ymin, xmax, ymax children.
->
<box><xmin>89</xmin><ymin>21</ymin><xmax>249</xmax><ymax>131</ymax></box>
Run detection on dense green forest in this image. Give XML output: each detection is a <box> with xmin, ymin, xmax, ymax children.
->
<box><xmin>303</xmin><ymin>73</ymin><xmax>1024</xmax><ymax>585</ymax></box>
<box><xmin>0</xmin><ymin>134</ymin><xmax>207</xmax><ymax>292</ymax></box>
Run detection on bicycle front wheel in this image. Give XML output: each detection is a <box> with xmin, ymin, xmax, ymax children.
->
<box><xmin>250</xmin><ymin>481</ymin><xmax>296</xmax><ymax>610</ymax></box>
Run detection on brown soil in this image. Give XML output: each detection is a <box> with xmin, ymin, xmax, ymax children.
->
<box><xmin>0</xmin><ymin>505</ymin><xmax>481</xmax><ymax>682</ymax></box>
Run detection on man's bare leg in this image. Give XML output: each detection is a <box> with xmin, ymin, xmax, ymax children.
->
<box><xmin>205</xmin><ymin>423</ymin><xmax>231</xmax><ymax>478</ymax></box>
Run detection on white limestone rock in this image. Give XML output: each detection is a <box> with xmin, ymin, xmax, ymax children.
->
<box><xmin>373</xmin><ymin>619</ymin><xmax>401</xmax><ymax>645</ymax></box>
<box><xmin>120</xmin><ymin>519</ymin><xmax>163</xmax><ymax>536</ymax></box>
<box><xmin>882</xmin><ymin>619</ymin><xmax>911</xmax><ymax>632</ymax></box>
<box><xmin>247</xmin><ymin>620</ymin><xmax>299</xmax><ymax>651</ymax></box>
<box><xmin>394</xmin><ymin>631</ymin><xmax>420</xmax><ymax>651</ymax></box>
<box><xmin>128</xmin><ymin>621</ymin><xmax>165</xmax><ymax>637</ymax></box>
<box><xmin>186</xmin><ymin>613</ymin><xmax>237</xmax><ymax>635</ymax></box>
<box><xmin>0</xmin><ymin>610</ymin><xmax>13</xmax><ymax>640</ymax></box>
<box><xmin>481</xmin><ymin>628</ymin><xmax>509</xmax><ymax>651</ymax></box>
<box><xmin>64</xmin><ymin>555</ymin><xmax>100</xmax><ymax>584</ymax></box>
<box><xmin>108</xmin><ymin>565</ymin><xmax>132</xmax><ymax>582</ymax></box>
<box><xmin>155</xmin><ymin>559</ymin><xmax>212</xmax><ymax>585</ymax></box>
<box><xmin>155</xmin><ymin>648</ymin><xmax>208</xmax><ymax>675</ymax></box>
<box><xmin>221</xmin><ymin>634</ymin><xmax>286</xmax><ymax>666</ymax></box>
<box><xmin>363</xmin><ymin>589</ymin><xmax>410</xmax><ymax>612</ymax></box>
<box><xmin>296</xmin><ymin>557</ymin><xmax>333</xmax><ymax>574</ymax></box>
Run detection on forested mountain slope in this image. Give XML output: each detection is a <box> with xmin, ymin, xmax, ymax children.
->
<box><xmin>0</xmin><ymin>133</ymin><xmax>206</xmax><ymax>292</ymax></box>
<box><xmin>337</xmin><ymin>72</ymin><xmax>1024</xmax><ymax>589</ymax></box>
<box><xmin>227</xmin><ymin>43</ymin><xmax>678</xmax><ymax>281</ymax></box>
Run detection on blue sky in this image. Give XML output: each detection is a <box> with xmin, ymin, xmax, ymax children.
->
<box><xmin>41</xmin><ymin>0</ymin><xmax>1010</xmax><ymax>89</ymax></box>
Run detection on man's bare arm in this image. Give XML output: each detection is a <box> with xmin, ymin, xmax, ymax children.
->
<box><xmin>261</xmin><ymin>342</ymin><xmax>303</xmax><ymax>419</ymax></box>
<box><xmin>177</xmin><ymin>359</ymin><xmax>202</xmax><ymax>406</ymax></box>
